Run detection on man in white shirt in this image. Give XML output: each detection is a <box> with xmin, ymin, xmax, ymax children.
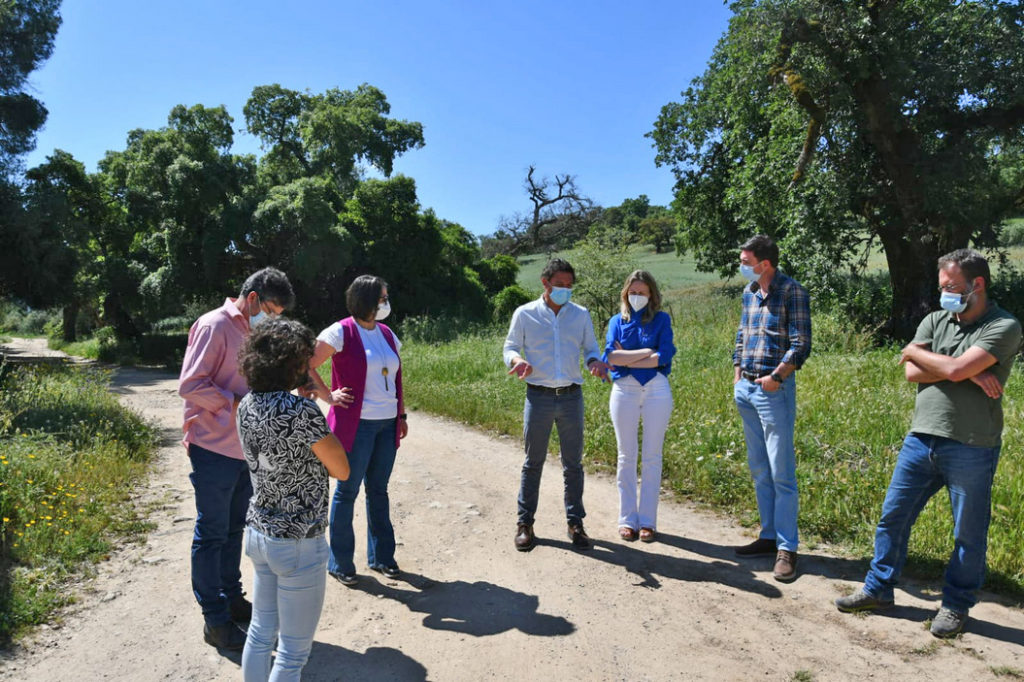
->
<box><xmin>503</xmin><ymin>258</ymin><xmax>609</xmax><ymax>551</ymax></box>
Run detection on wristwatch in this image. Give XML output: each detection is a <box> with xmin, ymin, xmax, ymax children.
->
<box><xmin>770</xmin><ymin>372</ymin><xmax>783</xmax><ymax>383</ymax></box>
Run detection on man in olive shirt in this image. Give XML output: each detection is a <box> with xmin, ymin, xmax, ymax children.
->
<box><xmin>835</xmin><ymin>249</ymin><xmax>1022</xmax><ymax>638</ymax></box>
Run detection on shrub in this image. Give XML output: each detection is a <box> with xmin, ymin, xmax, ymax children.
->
<box><xmin>999</xmin><ymin>218</ymin><xmax>1024</xmax><ymax>247</ymax></box>
<box><xmin>491</xmin><ymin>284</ymin><xmax>532</xmax><ymax>324</ymax></box>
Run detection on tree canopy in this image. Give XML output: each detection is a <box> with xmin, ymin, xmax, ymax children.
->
<box><xmin>650</xmin><ymin>0</ymin><xmax>1024</xmax><ymax>338</ymax></box>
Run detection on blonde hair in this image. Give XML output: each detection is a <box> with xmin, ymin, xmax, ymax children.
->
<box><xmin>619</xmin><ymin>270</ymin><xmax>662</xmax><ymax>324</ymax></box>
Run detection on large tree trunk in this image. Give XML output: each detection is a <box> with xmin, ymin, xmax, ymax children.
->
<box><xmin>61</xmin><ymin>301</ymin><xmax>78</xmax><ymax>342</ymax></box>
<box><xmin>877</xmin><ymin>230</ymin><xmax>942</xmax><ymax>341</ymax></box>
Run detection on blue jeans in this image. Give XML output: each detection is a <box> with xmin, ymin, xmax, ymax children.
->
<box><xmin>518</xmin><ymin>385</ymin><xmax>586</xmax><ymax>526</ymax></box>
<box><xmin>328</xmin><ymin>418</ymin><xmax>398</xmax><ymax>575</ymax></box>
<box><xmin>734</xmin><ymin>376</ymin><xmax>798</xmax><ymax>551</ymax></box>
<box><xmin>863</xmin><ymin>433</ymin><xmax>1000</xmax><ymax>613</ymax></box>
<box><xmin>242</xmin><ymin>526</ymin><xmax>329</xmax><ymax>682</ymax></box>
<box><xmin>188</xmin><ymin>444</ymin><xmax>252</xmax><ymax>626</ymax></box>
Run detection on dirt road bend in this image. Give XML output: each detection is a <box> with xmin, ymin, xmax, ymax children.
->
<box><xmin>1</xmin><ymin>338</ymin><xmax>1023</xmax><ymax>681</ymax></box>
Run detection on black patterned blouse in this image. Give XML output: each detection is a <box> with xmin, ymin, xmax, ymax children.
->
<box><xmin>237</xmin><ymin>391</ymin><xmax>332</xmax><ymax>539</ymax></box>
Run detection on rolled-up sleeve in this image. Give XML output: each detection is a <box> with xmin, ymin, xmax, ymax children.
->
<box><xmin>502</xmin><ymin>307</ymin><xmax>525</xmax><ymax>368</ymax></box>
<box><xmin>581</xmin><ymin>310</ymin><xmax>602</xmax><ymax>366</ymax></box>
<box><xmin>782</xmin><ymin>284</ymin><xmax>812</xmax><ymax>368</ymax></box>
<box><xmin>179</xmin><ymin>324</ymin><xmax>234</xmax><ymax>413</ymax></box>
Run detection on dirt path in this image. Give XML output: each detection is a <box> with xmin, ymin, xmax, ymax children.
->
<box><xmin>1</xmin><ymin>337</ymin><xmax>1023</xmax><ymax>681</ymax></box>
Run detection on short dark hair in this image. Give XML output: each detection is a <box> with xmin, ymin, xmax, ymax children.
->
<box><xmin>238</xmin><ymin>318</ymin><xmax>315</xmax><ymax>393</ymax></box>
<box><xmin>739</xmin><ymin>235</ymin><xmax>779</xmax><ymax>268</ymax></box>
<box><xmin>938</xmin><ymin>248</ymin><xmax>991</xmax><ymax>289</ymax></box>
<box><xmin>541</xmin><ymin>258</ymin><xmax>575</xmax><ymax>283</ymax></box>
<box><xmin>346</xmin><ymin>275</ymin><xmax>388</xmax><ymax>321</ymax></box>
<box><xmin>239</xmin><ymin>267</ymin><xmax>295</xmax><ymax>311</ymax></box>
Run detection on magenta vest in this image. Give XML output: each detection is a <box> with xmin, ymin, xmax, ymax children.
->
<box><xmin>326</xmin><ymin>317</ymin><xmax>404</xmax><ymax>452</ymax></box>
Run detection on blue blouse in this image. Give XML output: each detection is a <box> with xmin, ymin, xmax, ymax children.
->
<box><xmin>602</xmin><ymin>309</ymin><xmax>676</xmax><ymax>385</ymax></box>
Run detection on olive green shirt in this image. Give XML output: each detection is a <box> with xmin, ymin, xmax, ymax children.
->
<box><xmin>910</xmin><ymin>302</ymin><xmax>1022</xmax><ymax>447</ymax></box>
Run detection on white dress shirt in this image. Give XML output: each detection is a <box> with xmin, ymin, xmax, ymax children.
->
<box><xmin>502</xmin><ymin>297</ymin><xmax>602</xmax><ymax>388</ymax></box>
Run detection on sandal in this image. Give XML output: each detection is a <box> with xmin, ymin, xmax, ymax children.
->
<box><xmin>639</xmin><ymin>527</ymin><xmax>656</xmax><ymax>543</ymax></box>
<box><xmin>618</xmin><ymin>526</ymin><xmax>638</xmax><ymax>541</ymax></box>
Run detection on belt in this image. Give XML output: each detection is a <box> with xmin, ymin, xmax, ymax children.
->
<box><xmin>528</xmin><ymin>383</ymin><xmax>581</xmax><ymax>395</ymax></box>
<box><xmin>740</xmin><ymin>371</ymin><xmax>770</xmax><ymax>382</ymax></box>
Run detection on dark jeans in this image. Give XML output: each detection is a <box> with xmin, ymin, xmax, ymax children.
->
<box><xmin>188</xmin><ymin>443</ymin><xmax>252</xmax><ymax>626</ymax></box>
<box><xmin>328</xmin><ymin>418</ymin><xmax>398</xmax><ymax>575</ymax></box>
<box><xmin>517</xmin><ymin>385</ymin><xmax>586</xmax><ymax>527</ymax></box>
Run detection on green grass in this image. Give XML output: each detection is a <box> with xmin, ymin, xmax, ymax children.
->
<box><xmin>0</xmin><ymin>363</ymin><xmax>158</xmax><ymax>641</ymax></box>
<box><xmin>47</xmin><ymin>337</ymin><xmax>101</xmax><ymax>360</ymax></box>
<box><xmin>400</xmin><ymin>281</ymin><xmax>1024</xmax><ymax>597</ymax></box>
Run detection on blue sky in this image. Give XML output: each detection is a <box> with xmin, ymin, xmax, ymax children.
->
<box><xmin>25</xmin><ymin>1</ymin><xmax>732</xmax><ymax>236</ymax></box>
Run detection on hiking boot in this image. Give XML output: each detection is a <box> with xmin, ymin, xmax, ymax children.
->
<box><xmin>203</xmin><ymin>621</ymin><xmax>247</xmax><ymax>651</ymax></box>
<box><xmin>772</xmin><ymin>550</ymin><xmax>798</xmax><ymax>582</ymax></box>
<box><xmin>567</xmin><ymin>523</ymin><xmax>592</xmax><ymax>550</ymax></box>
<box><xmin>834</xmin><ymin>588</ymin><xmax>894</xmax><ymax>613</ymax></box>
<box><xmin>229</xmin><ymin>594</ymin><xmax>252</xmax><ymax>624</ymax></box>
<box><xmin>930</xmin><ymin>607</ymin><xmax>967</xmax><ymax>638</ymax></box>
<box><xmin>514</xmin><ymin>523</ymin><xmax>536</xmax><ymax>552</ymax></box>
<box><xmin>734</xmin><ymin>537</ymin><xmax>777</xmax><ymax>558</ymax></box>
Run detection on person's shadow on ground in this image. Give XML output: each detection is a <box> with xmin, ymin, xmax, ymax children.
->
<box><xmin>357</xmin><ymin>573</ymin><xmax>575</xmax><ymax>637</ymax></box>
<box><xmin>302</xmin><ymin>642</ymin><xmax>428</xmax><ymax>681</ymax></box>
<box><xmin>534</xmin><ymin>532</ymin><xmax>783</xmax><ymax>598</ymax></box>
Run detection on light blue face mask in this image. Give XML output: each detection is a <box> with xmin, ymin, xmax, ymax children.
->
<box><xmin>939</xmin><ymin>289</ymin><xmax>972</xmax><ymax>314</ymax></box>
<box><xmin>249</xmin><ymin>310</ymin><xmax>267</xmax><ymax>326</ymax></box>
<box><xmin>739</xmin><ymin>263</ymin><xmax>759</xmax><ymax>281</ymax></box>
<box><xmin>549</xmin><ymin>286</ymin><xmax>573</xmax><ymax>306</ymax></box>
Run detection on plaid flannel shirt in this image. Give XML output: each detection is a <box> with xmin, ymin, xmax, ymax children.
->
<box><xmin>732</xmin><ymin>270</ymin><xmax>811</xmax><ymax>376</ymax></box>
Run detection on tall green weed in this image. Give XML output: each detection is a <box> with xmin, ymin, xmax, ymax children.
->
<box><xmin>0</xmin><ymin>363</ymin><xmax>157</xmax><ymax>640</ymax></box>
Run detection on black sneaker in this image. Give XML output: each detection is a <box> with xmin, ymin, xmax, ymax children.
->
<box><xmin>567</xmin><ymin>523</ymin><xmax>592</xmax><ymax>550</ymax></box>
<box><xmin>370</xmin><ymin>564</ymin><xmax>401</xmax><ymax>579</ymax></box>
<box><xmin>204</xmin><ymin>622</ymin><xmax>247</xmax><ymax>651</ymax></box>
<box><xmin>229</xmin><ymin>594</ymin><xmax>252</xmax><ymax>624</ymax></box>
<box><xmin>330</xmin><ymin>571</ymin><xmax>358</xmax><ymax>587</ymax></box>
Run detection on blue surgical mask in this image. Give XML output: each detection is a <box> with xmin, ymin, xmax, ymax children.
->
<box><xmin>739</xmin><ymin>263</ymin><xmax>759</xmax><ymax>281</ymax></box>
<box><xmin>549</xmin><ymin>286</ymin><xmax>573</xmax><ymax>306</ymax></box>
<box><xmin>249</xmin><ymin>310</ymin><xmax>267</xmax><ymax>326</ymax></box>
<box><xmin>940</xmin><ymin>289</ymin><xmax>972</xmax><ymax>314</ymax></box>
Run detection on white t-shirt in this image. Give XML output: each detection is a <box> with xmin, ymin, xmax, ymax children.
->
<box><xmin>317</xmin><ymin>322</ymin><xmax>402</xmax><ymax>420</ymax></box>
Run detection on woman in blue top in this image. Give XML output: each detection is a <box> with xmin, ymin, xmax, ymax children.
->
<box><xmin>603</xmin><ymin>270</ymin><xmax>675</xmax><ymax>543</ymax></box>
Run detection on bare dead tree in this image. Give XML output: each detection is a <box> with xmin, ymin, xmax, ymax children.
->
<box><xmin>494</xmin><ymin>165</ymin><xmax>596</xmax><ymax>255</ymax></box>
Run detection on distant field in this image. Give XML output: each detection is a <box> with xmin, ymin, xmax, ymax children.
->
<box><xmin>516</xmin><ymin>245</ymin><xmax>733</xmax><ymax>295</ymax></box>
<box><xmin>516</xmin><ymin>240</ymin><xmax>1024</xmax><ymax>297</ymax></box>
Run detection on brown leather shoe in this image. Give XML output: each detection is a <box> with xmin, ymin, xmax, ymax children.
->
<box><xmin>773</xmin><ymin>550</ymin><xmax>798</xmax><ymax>582</ymax></box>
<box><xmin>514</xmin><ymin>523</ymin><xmax>535</xmax><ymax>552</ymax></box>
<box><xmin>734</xmin><ymin>537</ymin><xmax>777</xmax><ymax>558</ymax></box>
<box><xmin>568</xmin><ymin>523</ymin><xmax>592</xmax><ymax>550</ymax></box>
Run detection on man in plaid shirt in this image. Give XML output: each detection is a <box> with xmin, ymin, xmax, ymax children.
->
<box><xmin>731</xmin><ymin>235</ymin><xmax>811</xmax><ymax>582</ymax></box>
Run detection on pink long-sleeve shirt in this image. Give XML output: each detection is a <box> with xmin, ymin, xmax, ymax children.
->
<box><xmin>179</xmin><ymin>298</ymin><xmax>250</xmax><ymax>460</ymax></box>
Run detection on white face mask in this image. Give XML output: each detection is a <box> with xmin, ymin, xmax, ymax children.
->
<box><xmin>375</xmin><ymin>301</ymin><xmax>392</xmax><ymax>321</ymax></box>
<box><xmin>628</xmin><ymin>294</ymin><xmax>649</xmax><ymax>311</ymax></box>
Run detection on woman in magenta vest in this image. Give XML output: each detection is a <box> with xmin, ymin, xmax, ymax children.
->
<box><xmin>309</xmin><ymin>275</ymin><xmax>408</xmax><ymax>587</ymax></box>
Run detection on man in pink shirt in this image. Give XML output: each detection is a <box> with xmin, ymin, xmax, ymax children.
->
<box><xmin>179</xmin><ymin>267</ymin><xmax>294</xmax><ymax>651</ymax></box>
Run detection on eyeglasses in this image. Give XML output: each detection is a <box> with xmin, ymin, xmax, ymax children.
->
<box><xmin>379</xmin><ymin>295</ymin><xmax>390</xmax><ymax>304</ymax></box>
<box><xmin>938</xmin><ymin>284</ymin><xmax>970</xmax><ymax>294</ymax></box>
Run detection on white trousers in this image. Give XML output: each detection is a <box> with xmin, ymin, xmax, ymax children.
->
<box><xmin>609</xmin><ymin>373</ymin><xmax>673</xmax><ymax>530</ymax></box>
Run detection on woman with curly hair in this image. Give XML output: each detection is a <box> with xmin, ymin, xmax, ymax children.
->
<box><xmin>309</xmin><ymin>274</ymin><xmax>408</xmax><ymax>586</ymax></box>
<box><xmin>236</xmin><ymin>318</ymin><xmax>349</xmax><ymax>682</ymax></box>
<box><xmin>602</xmin><ymin>270</ymin><xmax>675</xmax><ymax>543</ymax></box>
